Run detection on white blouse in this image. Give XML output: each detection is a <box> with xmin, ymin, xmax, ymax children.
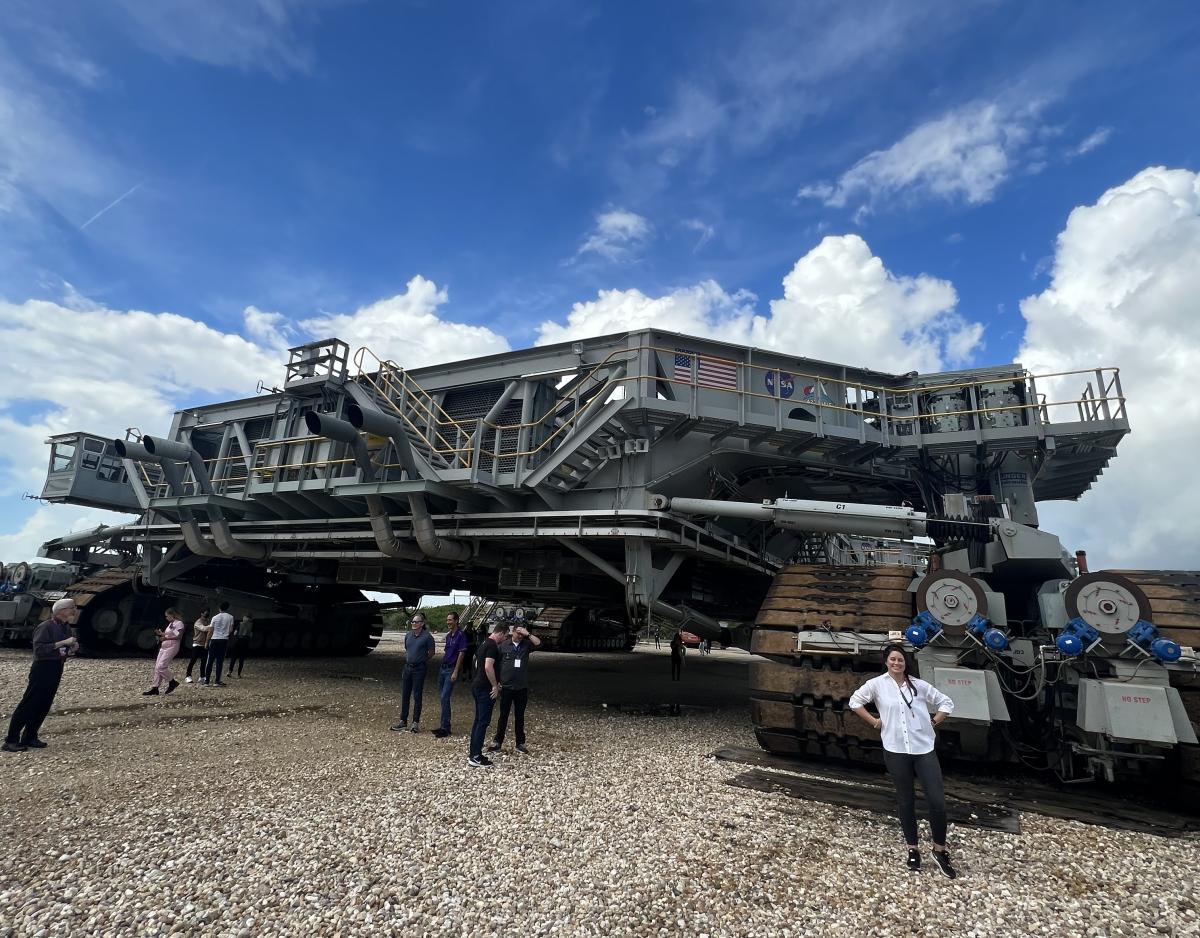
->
<box><xmin>848</xmin><ymin>673</ymin><xmax>954</xmax><ymax>755</ymax></box>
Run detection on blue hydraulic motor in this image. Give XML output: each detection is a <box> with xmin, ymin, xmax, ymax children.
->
<box><xmin>1056</xmin><ymin>617</ymin><xmax>1102</xmax><ymax>657</ymax></box>
<box><xmin>1127</xmin><ymin>620</ymin><xmax>1183</xmax><ymax>663</ymax></box>
<box><xmin>905</xmin><ymin>610</ymin><xmax>942</xmax><ymax>648</ymax></box>
<box><xmin>965</xmin><ymin>613</ymin><xmax>1010</xmax><ymax>650</ymax></box>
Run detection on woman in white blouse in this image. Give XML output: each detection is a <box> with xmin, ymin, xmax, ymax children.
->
<box><xmin>849</xmin><ymin>644</ymin><xmax>957</xmax><ymax>878</ymax></box>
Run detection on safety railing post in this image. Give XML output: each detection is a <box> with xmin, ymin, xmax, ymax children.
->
<box><xmin>1111</xmin><ymin>370</ymin><xmax>1126</xmax><ymax>420</ymax></box>
<box><xmin>1096</xmin><ymin>368</ymin><xmax>1112</xmax><ymax>421</ymax></box>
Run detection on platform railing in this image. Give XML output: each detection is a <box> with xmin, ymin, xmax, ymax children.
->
<box><xmin>234</xmin><ymin>344</ymin><xmax>1128</xmax><ymax>485</ymax></box>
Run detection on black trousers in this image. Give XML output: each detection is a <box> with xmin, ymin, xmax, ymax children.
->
<box><xmin>493</xmin><ymin>687</ymin><xmax>529</xmax><ymax>746</ymax></box>
<box><xmin>204</xmin><ymin>639</ymin><xmax>228</xmax><ymax>682</ymax></box>
<box><xmin>6</xmin><ymin>660</ymin><xmax>65</xmax><ymax>744</ymax></box>
<box><xmin>671</xmin><ymin>654</ymin><xmax>682</xmax><ymax>681</ymax></box>
<box><xmin>228</xmin><ymin>640</ymin><xmax>249</xmax><ymax>675</ymax></box>
<box><xmin>883</xmin><ymin>749</ymin><xmax>948</xmax><ymax>846</ymax></box>
<box><xmin>185</xmin><ymin>645</ymin><xmax>208</xmax><ymax>677</ymax></box>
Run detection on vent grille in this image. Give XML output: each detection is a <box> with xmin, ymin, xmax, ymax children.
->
<box><xmin>499</xmin><ymin>568</ymin><xmax>560</xmax><ymax>591</ymax></box>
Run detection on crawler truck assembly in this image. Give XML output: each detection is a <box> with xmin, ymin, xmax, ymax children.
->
<box><xmin>10</xmin><ymin>329</ymin><xmax>1197</xmax><ymax>782</ymax></box>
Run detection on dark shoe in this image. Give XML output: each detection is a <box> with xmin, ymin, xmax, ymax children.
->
<box><xmin>410</xmin><ymin>723</ymin><xmax>419</xmax><ymax>734</ymax></box>
<box><xmin>20</xmin><ymin>739</ymin><xmax>47</xmax><ymax>749</ymax></box>
<box><xmin>390</xmin><ymin>722</ymin><xmax>408</xmax><ymax>732</ymax></box>
<box><xmin>487</xmin><ymin>742</ymin><xmax>502</xmax><ymax>753</ymax></box>
<box><xmin>433</xmin><ymin>728</ymin><xmax>450</xmax><ymax>738</ymax></box>
<box><xmin>467</xmin><ymin>755</ymin><xmax>489</xmax><ymax>767</ymax></box>
<box><xmin>142</xmin><ymin>687</ymin><xmax>159</xmax><ymax>696</ymax></box>
<box><xmin>2</xmin><ymin>741</ymin><xmax>27</xmax><ymax>753</ymax></box>
<box><xmin>214</xmin><ymin>681</ymin><xmax>227</xmax><ymax>687</ymax></box>
<box><xmin>907</xmin><ymin>848</ymin><xmax>921</xmax><ymax>872</ymax></box>
<box><xmin>165</xmin><ymin>679</ymin><xmax>180</xmax><ymax>695</ymax></box>
<box><xmin>477</xmin><ymin>754</ymin><xmax>493</xmax><ymax>766</ymax></box>
<box><xmin>516</xmin><ymin>744</ymin><xmax>529</xmax><ymax>754</ymax></box>
<box><xmin>932</xmin><ymin>850</ymin><xmax>956</xmax><ymax>879</ymax></box>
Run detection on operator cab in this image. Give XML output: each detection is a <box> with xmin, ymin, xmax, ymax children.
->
<box><xmin>40</xmin><ymin>432</ymin><xmax>142</xmax><ymax>512</ymax></box>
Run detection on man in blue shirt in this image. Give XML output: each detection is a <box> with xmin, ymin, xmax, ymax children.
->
<box><xmin>433</xmin><ymin>612</ymin><xmax>467</xmax><ymax>739</ymax></box>
<box><xmin>391</xmin><ymin>613</ymin><xmax>435</xmax><ymax>734</ymax></box>
<box><xmin>4</xmin><ymin>598</ymin><xmax>79</xmax><ymax>752</ymax></box>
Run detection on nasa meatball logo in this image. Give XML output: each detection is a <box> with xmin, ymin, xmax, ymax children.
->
<box><xmin>764</xmin><ymin>371</ymin><xmax>795</xmax><ymax>398</ymax></box>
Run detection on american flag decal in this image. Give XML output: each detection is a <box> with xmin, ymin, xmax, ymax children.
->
<box><xmin>674</xmin><ymin>348</ymin><xmax>738</xmax><ymax>390</ymax></box>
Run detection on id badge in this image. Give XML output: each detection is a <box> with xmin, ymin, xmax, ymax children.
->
<box><xmin>514</xmin><ymin>659</ymin><xmax>522</xmax><ymax>669</ymax></box>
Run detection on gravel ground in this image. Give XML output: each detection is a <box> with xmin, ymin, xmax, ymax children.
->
<box><xmin>1</xmin><ymin>637</ymin><xmax>1198</xmax><ymax>937</ymax></box>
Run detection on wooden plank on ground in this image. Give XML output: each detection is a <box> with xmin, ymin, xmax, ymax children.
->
<box><xmin>726</xmin><ymin>767</ymin><xmax>1021</xmax><ymax>833</ymax></box>
<box><xmin>714</xmin><ymin>746</ymin><xmax>1200</xmax><ymax>839</ymax></box>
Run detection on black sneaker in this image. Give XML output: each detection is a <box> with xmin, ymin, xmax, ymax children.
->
<box><xmin>21</xmin><ymin>739</ymin><xmax>47</xmax><ymax>749</ymax></box>
<box><xmin>410</xmin><ymin>723</ymin><xmax>420</xmax><ymax>734</ymax></box>
<box><xmin>214</xmin><ymin>681</ymin><xmax>227</xmax><ymax>687</ymax></box>
<box><xmin>467</xmin><ymin>755</ymin><xmax>488</xmax><ymax>767</ymax></box>
<box><xmin>142</xmin><ymin>687</ymin><xmax>159</xmax><ymax>696</ymax></box>
<box><xmin>165</xmin><ymin>679</ymin><xmax>180</xmax><ymax>695</ymax></box>
<box><xmin>907</xmin><ymin>848</ymin><xmax>921</xmax><ymax>872</ymax></box>
<box><xmin>390</xmin><ymin>722</ymin><xmax>408</xmax><ymax>732</ymax></box>
<box><xmin>516</xmin><ymin>744</ymin><xmax>529</xmax><ymax>754</ymax></box>
<box><xmin>433</xmin><ymin>728</ymin><xmax>450</xmax><ymax>738</ymax></box>
<box><xmin>477</xmin><ymin>754</ymin><xmax>493</xmax><ymax>766</ymax></box>
<box><xmin>487</xmin><ymin>742</ymin><xmax>502</xmax><ymax>753</ymax></box>
<box><xmin>932</xmin><ymin>850</ymin><xmax>956</xmax><ymax>879</ymax></box>
<box><xmin>2</xmin><ymin>741</ymin><xmax>26</xmax><ymax>753</ymax></box>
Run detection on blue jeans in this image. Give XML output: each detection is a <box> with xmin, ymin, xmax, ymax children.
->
<box><xmin>437</xmin><ymin>666</ymin><xmax>458</xmax><ymax>731</ymax></box>
<box><xmin>400</xmin><ymin>664</ymin><xmax>427</xmax><ymax>723</ymax></box>
<box><xmin>470</xmin><ymin>686</ymin><xmax>495</xmax><ymax>759</ymax></box>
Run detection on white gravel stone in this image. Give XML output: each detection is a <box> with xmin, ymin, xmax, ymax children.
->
<box><xmin>1</xmin><ymin>638</ymin><xmax>1198</xmax><ymax>937</ymax></box>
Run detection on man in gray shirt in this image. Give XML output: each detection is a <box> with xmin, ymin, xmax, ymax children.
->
<box><xmin>391</xmin><ymin>613</ymin><xmax>434</xmax><ymax>733</ymax></box>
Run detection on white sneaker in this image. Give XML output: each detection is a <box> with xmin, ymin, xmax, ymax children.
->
<box><xmin>185</xmin><ymin>676</ymin><xmax>193</xmax><ymax>683</ymax></box>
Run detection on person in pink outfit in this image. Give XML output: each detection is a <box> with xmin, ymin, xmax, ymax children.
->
<box><xmin>144</xmin><ymin>609</ymin><xmax>185</xmax><ymax>696</ymax></box>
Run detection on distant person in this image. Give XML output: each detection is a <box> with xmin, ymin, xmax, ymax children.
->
<box><xmin>228</xmin><ymin>613</ymin><xmax>254</xmax><ymax>678</ymax></box>
<box><xmin>850</xmin><ymin>644</ymin><xmax>956</xmax><ymax>878</ymax></box>
<box><xmin>3</xmin><ymin>598</ymin><xmax>80</xmax><ymax>752</ymax></box>
<box><xmin>461</xmin><ymin>621</ymin><xmax>478</xmax><ymax>680</ymax></box>
<box><xmin>144</xmin><ymin>608</ymin><xmax>184</xmax><ymax>696</ymax></box>
<box><xmin>434</xmin><ymin>613</ymin><xmax>468</xmax><ymax>739</ymax></box>
<box><xmin>467</xmin><ymin>623</ymin><xmax>507</xmax><ymax>767</ymax></box>
<box><xmin>203</xmin><ymin>601</ymin><xmax>235</xmax><ymax>686</ymax></box>
<box><xmin>669</xmin><ymin>631</ymin><xmax>685</xmax><ymax>682</ymax></box>
<box><xmin>185</xmin><ymin>610</ymin><xmax>212</xmax><ymax>683</ymax></box>
<box><xmin>391</xmin><ymin>613</ymin><xmax>434</xmax><ymax>733</ymax></box>
<box><xmin>489</xmin><ymin>623</ymin><xmax>542</xmax><ymax>755</ymax></box>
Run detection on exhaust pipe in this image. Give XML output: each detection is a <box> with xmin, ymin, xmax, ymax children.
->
<box><xmin>114</xmin><ymin>437</ymin><xmax>222</xmax><ymax>557</ymax></box>
<box><xmin>304</xmin><ymin>411</ymin><xmax>425</xmax><ymax>562</ymax></box>
<box><xmin>346</xmin><ymin>402</ymin><xmax>475</xmax><ymax>564</ymax></box>
<box><xmin>140</xmin><ymin>435</ymin><xmax>266</xmax><ymax>560</ymax></box>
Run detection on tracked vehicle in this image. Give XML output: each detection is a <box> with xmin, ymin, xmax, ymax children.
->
<box><xmin>27</xmin><ymin>329</ymin><xmax>1198</xmax><ymax>781</ymax></box>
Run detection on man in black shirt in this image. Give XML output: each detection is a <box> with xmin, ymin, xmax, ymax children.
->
<box><xmin>489</xmin><ymin>623</ymin><xmax>541</xmax><ymax>755</ymax></box>
<box><xmin>468</xmin><ymin>623</ymin><xmax>508</xmax><ymax>767</ymax></box>
<box><xmin>4</xmin><ymin>598</ymin><xmax>79</xmax><ymax>752</ymax></box>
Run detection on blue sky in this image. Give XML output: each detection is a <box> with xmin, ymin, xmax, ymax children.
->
<box><xmin>2</xmin><ymin>0</ymin><xmax>1200</xmax><ymax>566</ymax></box>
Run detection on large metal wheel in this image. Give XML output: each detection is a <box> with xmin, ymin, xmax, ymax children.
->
<box><xmin>1065</xmin><ymin>572</ymin><xmax>1152</xmax><ymax>638</ymax></box>
<box><xmin>916</xmin><ymin>570</ymin><xmax>988</xmax><ymax>635</ymax></box>
<box><xmin>749</xmin><ymin>564</ymin><xmax>916</xmax><ymax>762</ymax></box>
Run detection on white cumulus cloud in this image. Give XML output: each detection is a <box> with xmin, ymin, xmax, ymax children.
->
<box><xmin>1018</xmin><ymin>166</ymin><xmax>1200</xmax><ymax>567</ymax></box>
<box><xmin>575</xmin><ymin>209</ymin><xmax>653</xmax><ymax>262</ymax></box>
<box><xmin>540</xmin><ymin>234</ymin><xmax>983</xmax><ymax>374</ymax></box>
<box><xmin>301</xmin><ymin>276</ymin><xmax>509</xmax><ymax>368</ymax></box>
<box><xmin>799</xmin><ymin>101</ymin><xmax>1042</xmax><ymax>214</ymax></box>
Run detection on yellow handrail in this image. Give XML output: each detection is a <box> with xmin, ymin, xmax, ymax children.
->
<box><xmin>246</xmin><ymin>341</ymin><xmax>1125</xmax><ymax>474</ymax></box>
